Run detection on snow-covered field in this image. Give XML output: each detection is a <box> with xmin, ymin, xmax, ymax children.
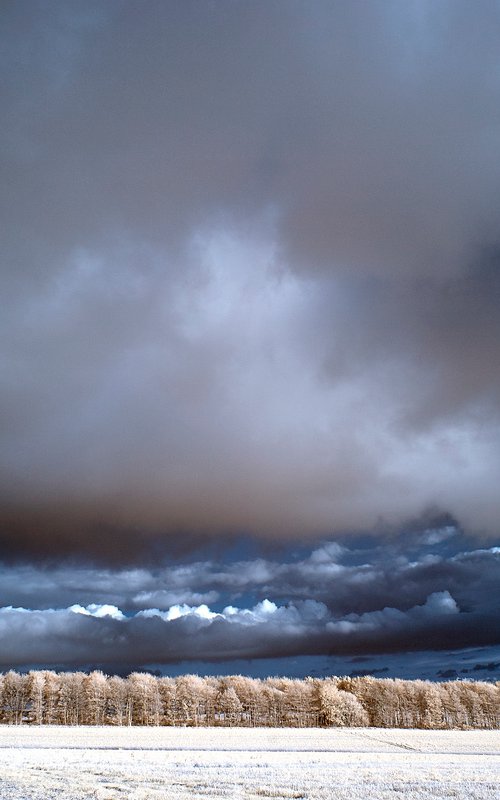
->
<box><xmin>0</xmin><ymin>726</ymin><xmax>499</xmax><ymax>799</ymax></box>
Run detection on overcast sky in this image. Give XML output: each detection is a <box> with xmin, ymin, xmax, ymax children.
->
<box><xmin>1</xmin><ymin>0</ymin><xmax>499</xmax><ymax>677</ymax></box>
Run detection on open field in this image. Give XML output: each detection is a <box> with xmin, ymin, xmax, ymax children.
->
<box><xmin>0</xmin><ymin>726</ymin><xmax>499</xmax><ymax>799</ymax></box>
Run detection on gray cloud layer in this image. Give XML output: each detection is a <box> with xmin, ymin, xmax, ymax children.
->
<box><xmin>0</xmin><ymin>530</ymin><xmax>498</xmax><ymax>669</ymax></box>
<box><xmin>2</xmin><ymin>1</ymin><xmax>500</xmax><ymax>556</ymax></box>
<box><xmin>1</xmin><ymin>590</ymin><xmax>477</xmax><ymax>669</ymax></box>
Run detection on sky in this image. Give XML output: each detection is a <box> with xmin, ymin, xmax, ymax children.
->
<box><xmin>1</xmin><ymin>0</ymin><xmax>500</xmax><ymax>680</ymax></box>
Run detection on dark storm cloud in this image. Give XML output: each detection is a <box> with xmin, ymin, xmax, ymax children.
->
<box><xmin>1</xmin><ymin>588</ymin><xmax>499</xmax><ymax>669</ymax></box>
<box><xmin>0</xmin><ymin>533</ymin><xmax>498</xmax><ymax>668</ymax></box>
<box><xmin>2</xmin><ymin>0</ymin><xmax>500</xmax><ymax>556</ymax></box>
<box><xmin>2</xmin><ymin>531</ymin><xmax>499</xmax><ymax>622</ymax></box>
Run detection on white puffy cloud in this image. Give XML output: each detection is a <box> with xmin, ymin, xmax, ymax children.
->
<box><xmin>69</xmin><ymin>603</ymin><xmax>124</xmax><ymax>620</ymax></box>
<box><xmin>138</xmin><ymin>604</ymin><xmax>217</xmax><ymax>622</ymax></box>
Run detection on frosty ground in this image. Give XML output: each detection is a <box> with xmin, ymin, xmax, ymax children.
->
<box><xmin>0</xmin><ymin>727</ymin><xmax>498</xmax><ymax>799</ymax></box>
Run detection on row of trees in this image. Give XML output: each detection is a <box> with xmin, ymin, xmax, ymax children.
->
<box><xmin>0</xmin><ymin>671</ymin><xmax>498</xmax><ymax>729</ymax></box>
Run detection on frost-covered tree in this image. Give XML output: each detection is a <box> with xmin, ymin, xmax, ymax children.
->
<box><xmin>0</xmin><ymin>670</ymin><xmax>498</xmax><ymax>729</ymax></box>
<box><xmin>106</xmin><ymin>676</ymin><xmax>130</xmax><ymax>726</ymax></box>
<box><xmin>173</xmin><ymin>674</ymin><xmax>213</xmax><ymax>726</ymax></box>
<box><xmin>317</xmin><ymin>680</ymin><xmax>368</xmax><ymax>727</ymax></box>
<box><xmin>157</xmin><ymin>677</ymin><xmax>176</xmax><ymax>725</ymax></box>
<box><xmin>128</xmin><ymin>672</ymin><xmax>162</xmax><ymax>726</ymax></box>
<box><xmin>414</xmin><ymin>681</ymin><xmax>444</xmax><ymax>729</ymax></box>
<box><xmin>1</xmin><ymin>671</ymin><xmax>29</xmax><ymax>725</ymax></box>
<box><xmin>214</xmin><ymin>682</ymin><xmax>242</xmax><ymax>725</ymax></box>
<box><xmin>83</xmin><ymin>671</ymin><xmax>108</xmax><ymax>725</ymax></box>
<box><xmin>42</xmin><ymin>671</ymin><xmax>60</xmax><ymax>725</ymax></box>
<box><xmin>440</xmin><ymin>681</ymin><xmax>469</xmax><ymax>728</ymax></box>
<box><xmin>473</xmin><ymin>681</ymin><xmax>500</xmax><ymax>728</ymax></box>
<box><xmin>57</xmin><ymin>672</ymin><xmax>85</xmax><ymax>725</ymax></box>
<box><xmin>262</xmin><ymin>680</ymin><xmax>289</xmax><ymax>726</ymax></box>
<box><xmin>27</xmin><ymin>671</ymin><xmax>45</xmax><ymax>725</ymax></box>
<box><xmin>225</xmin><ymin>675</ymin><xmax>262</xmax><ymax>726</ymax></box>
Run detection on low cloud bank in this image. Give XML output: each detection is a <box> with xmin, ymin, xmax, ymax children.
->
<box><xmin>1</xmin><ymin>529</ymin><xmax>498</xmax><ymax>671</ymax></box>
<box><xmin>0</xmin><ymin>590</ymin><xmax>479</xmax><ymax>669</ymax></box>
<box><xmin>1</xmin><ymin>527</ymin><xmax>498</xmax><ymax>618</ymax></box>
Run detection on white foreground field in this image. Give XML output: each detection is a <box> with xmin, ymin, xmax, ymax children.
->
<box><xmin>0</xmin><ymin>726</ymin><xmax>499</xmax><ymax>800</ymax></box>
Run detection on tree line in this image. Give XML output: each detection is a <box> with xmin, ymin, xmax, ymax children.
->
<box><xmin>0</xmin><ymin>670</ymin><xmax>498</xmax><ymax>728</ymax></box>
